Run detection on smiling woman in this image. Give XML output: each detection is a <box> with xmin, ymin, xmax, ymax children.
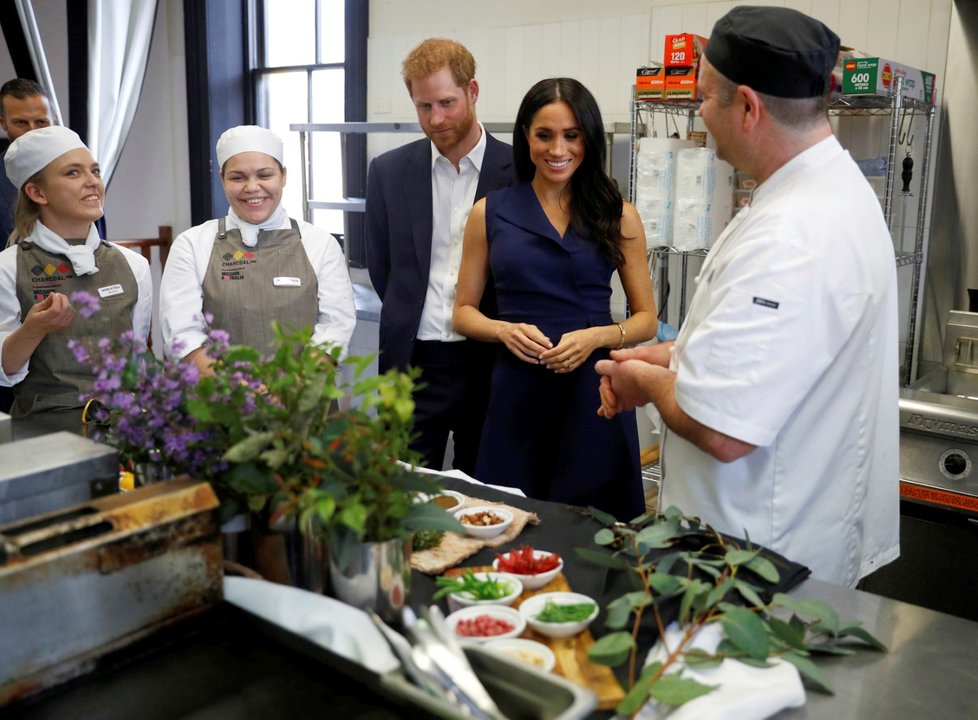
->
<box><xmin>158</xmin><ymin>124</ymin><xmax>356</xmax><ymax>374</ymax></box>
<box><xmin>0</xmin><ymin>125</ymin><xmax>152</xmax><ymax>418</ymax></box>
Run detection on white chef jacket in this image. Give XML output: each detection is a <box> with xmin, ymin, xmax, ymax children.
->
<box><xmin>661</xmin><ymin>135</ymin><xmax>900</xmax><ymax>587</ymax></box>
<box><xmin>159</xmin><ymin>213</ymin><xmax>356</xmax><ymax>360</ymax></box>
<box><xmin>0</xmin><ymin>236</ymin><xmax>152</xmax><ymax>385</ymax></box>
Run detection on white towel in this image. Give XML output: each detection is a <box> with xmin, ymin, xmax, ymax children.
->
<box><xmin>30</xmin><ymin>221</ymin><xmax>101</xmax><ymax>275</ymax></box>
<box><xmin>626</xmin><ymin>622</ymin><xmax>805</xmax><ymax>720</ymax></box>
<box><xmin>224</xmin><ymin>576</ymin><xmax>401</xmax><ymax>674</ymax></box>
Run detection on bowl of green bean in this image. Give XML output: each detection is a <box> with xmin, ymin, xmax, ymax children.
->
<box><xmin>433</xmin><ymin>570</ymin><xmax>524</xmax><ymax>613</ymax></box>
<box><xmin>519</xmin><ymin>591</ymin><xmax>599</xmax><ymax>638</ymax></box>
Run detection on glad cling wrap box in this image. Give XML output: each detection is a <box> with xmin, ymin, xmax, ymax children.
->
<box><xmin>664</xmin><ymin>33</ymin><xmax>707</xmax><ymax>67</ymax></box>
<box><xmin>842</xmin><ymin>57</ymin><xmax>937</xmax><ymax>105</ymax></box>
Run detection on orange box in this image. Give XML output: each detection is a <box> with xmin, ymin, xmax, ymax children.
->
<box><xmin>664</xmin><ymin>33</ymin><xmax>707</xmax><ymax>67</ymax></box>
<box><xmin>636</xmin><ymin>66</ymin><xmax>665</xmax><ymax>100</ymax></box>
<box><xmin>664</xmin><ymin>65</ymin><xmax>700</xmax><ymax>100</ymax></box>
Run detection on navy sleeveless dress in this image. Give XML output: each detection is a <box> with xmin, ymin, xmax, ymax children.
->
<box><xmin>475</xmin><ymin>183</ymin><xmax>644</xmax><ymax>520</ymax></box>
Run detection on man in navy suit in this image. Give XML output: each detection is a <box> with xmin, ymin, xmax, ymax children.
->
<box><xmin>365</xmin><ymin>38</ymin><xmax>514</xmax><ymax>473</ymax></box>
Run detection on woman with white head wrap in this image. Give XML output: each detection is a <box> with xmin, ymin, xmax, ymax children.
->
<box><xmin>0</xmin><ymin>126</ymin><xmax>152</xmax><ymax>417</ymax></box>
<box><xmin>159</xmin><ymin>125</ymin><xmax>356</xmax><ymax>370</ymax></box>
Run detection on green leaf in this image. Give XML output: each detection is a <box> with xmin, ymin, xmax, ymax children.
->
<box><xmin>588</xmin><ymin>631</ymin><xmax>634</xmax><ymax>667</ymax></box>
<box><xmin>604</xmin><ymin>596</ymin><xmax>632</xmax><ymax>630</ymax></box>
<box><xmin>782</xmin><ymin>650</ymin><xmax>835</xmax><ymax>694</ymax></box>
<box><xmin>683</xmin><ymin>649</ymin><xmax>723</xmax><ymax>669</ymax></box>
<box><xmin>649</xmin><ymin>673</ymin><xmax>717</xmax><ymax>705</ymax></box>
<box><xmin>772</xmin><ymin>594</ymin><xmax>840</xmax><ymax>634</ymax></box>
<box><xmin>738</xmin><ymin>656</ymin><xmax>775</xmax><ymax>668</ymax></box>
<box><xmin>574</xmin><ymin>547</ymin><xmax>630</xmax><ymax>570</ymax></box>
<box><xmin>705</xmin><ymin>578</ymin><xmax>734</xmax><ymax>608</ymax></box>
<box><xmin>594</xmin><ymin>528</ymin><xmax>617</xmax><ymax>546</ymax></box>
<box><xmin>616</xmin><ymin>674</ymin><xmax>655</xmax><ymax>717</ymax></box>
<box><xmin>647</xmin><ymin>572</ymin><xmax>684</xmax><ymax>597</ymax></box>
<box><xmin>733</xmin><ymin>579</ymin><xmax>767</xmax><ymax>609</ymax></box>
<box><xmin>679</xmin><ymin>579</ymin><xmax>708</xmax><ymax>624</ymax></box>
<box><xmin>223</xmin><ymin>431</ymin><xmax>275</xmax><ymax>463</ymax></box>
<box><xmin>403</xmin><ymin>502</ymin><xmax>465</xmax><ymax>533</ymax></box>
<box><xmin>725</xmin><ymin>549</ymin><xmax>758</xmax><ymax>567</ymax></box>
<box><xmin>636</xmin><ymin>516</ymin><xmax>681</xmax><ymax>549</ymax></box>
<box><xmin>587</xmin><ymin>505</ymin><xmax>618</xmax><ymax>527</ymax></box>
<box><xmin>222</xmin><ymin>462</ymin><xmax>277</xmax><ymax>497</ymax></box>
<box><xmin>719</xmin><ymin>606</ymin><xmax>770</xmax><ymax>661</ymax></box>
<box><xmin>260</xmin><ymin>446</ymin><xmax>290</xmax><ymax>470</ymax></box>
<box><xmin>767</xmin><ymin>617</ymin><xmax>807</xmax><ymax>651</ymax></box>
<box><xmin>744</xmin><ymin>554</ymin><xmax>780</xmax><ymax>584</ymax></box>
<box><xmin>836</xmin><ymin>624</ymin><xmax>887</xmax><ymax>652</ymax></box>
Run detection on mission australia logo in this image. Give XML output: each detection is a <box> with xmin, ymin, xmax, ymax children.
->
<box><xmin>220</xmin><ymin>250</ymin><xmax>257</xmax><ymax>281</ymax></box>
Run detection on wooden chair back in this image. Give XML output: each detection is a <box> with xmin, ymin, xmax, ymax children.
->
<box><xmin>112</xmin><ymin>226</ymin><xmax>173</xmax><ymax>268</ymax></box>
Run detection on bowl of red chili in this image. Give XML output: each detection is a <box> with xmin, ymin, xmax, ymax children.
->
<box><xmin>445</xmin><ymin>604</ymin><xmax>525</xmax><ymax>642</ymax></box>
<box><xmin>492</xmin><ymin>546</ymin><xmax>563</xmax><ymax>590</ymax></box>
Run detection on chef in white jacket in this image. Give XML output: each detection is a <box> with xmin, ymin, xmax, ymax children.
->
<box><xmin>160</xmin><ymin>125</ymin><xmax>355</xmax><ymax>370</ymax></box>
<box><xmin>595</xmin><ymin>6</ymin><xmax>900</xmax><ymax>587</ymax></box>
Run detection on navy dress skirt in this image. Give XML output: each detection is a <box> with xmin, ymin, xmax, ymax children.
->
<box><xmin>475</xmin><ymin>183</ymin><xmax>644</xmax><ymax>520</ymax></box>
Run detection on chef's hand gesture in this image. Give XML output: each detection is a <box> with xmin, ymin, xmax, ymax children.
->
<box><xmin>498</xmin><ymin>322</ymin><xmax>553</xmax><ymax>365</ymax></box>
<box><xmin>595</xmin><ymin>344</ymin><xmax>674</xmax><ymax>419</ymax></box>
<box><xmin>23</xmin><ymin>291</ymin><xmax>75</xmax><ymax>336</ymax></box>
<box><xmin>2</xmin><ymin>292</ymin><xmax>76</xmax><ymax>375</ymax></box>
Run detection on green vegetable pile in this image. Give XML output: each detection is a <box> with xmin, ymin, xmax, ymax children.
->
<box><xmin>536</xmin><ymin>600</ymin><xmax>597</xmax><ymax>623</ymax></box>
<box><xmin>433</xmin><ymin>569</ymin><xmax>514</xmax><ymax>601</ymax></box>
<box><xmin>412</xmin><ymin>529</ymin><xmax>445</xmax><ymax>551</ymax></box>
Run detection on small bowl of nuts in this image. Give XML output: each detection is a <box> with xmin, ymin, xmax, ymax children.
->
<box><xmin>454</xmin><ymin>506</ymin><xmax>514</xmax><ymax>539</ymax></box>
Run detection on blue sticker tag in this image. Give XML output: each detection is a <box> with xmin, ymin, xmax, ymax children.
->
<box><xmin>753</xmin><ymin>297</ymin><xmax>779</xmax><ymax>309</ymax></box>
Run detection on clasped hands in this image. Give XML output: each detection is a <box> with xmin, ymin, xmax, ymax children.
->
<box><xmin>499</xmin><ymin>322</ymin><xmax>598</xmax><ymax>374</ymax></box>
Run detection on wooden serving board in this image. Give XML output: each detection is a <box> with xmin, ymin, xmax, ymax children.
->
<box><xmin>443</xmin><ymin>566</ymin><xmax>625</xmax><ymax>710</ymax></box>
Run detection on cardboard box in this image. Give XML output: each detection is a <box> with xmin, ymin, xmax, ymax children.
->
<box><xmin>664</xmin><ymin>33</ymin><xmax>707</xmax><ymax>67</ymax></box>
<box><xmin>842</xmin><ymin>57</ymin><xmax>937</xmax><ymax>105</ymax></box>
<box><xmin>664</xmin><ymin>65</ymin><xmax>699</xmax><ymax>100</ymax></box>
<box><xmin>636</xmin><ymin>66</ymin><xmax>665</xmax><ymax>100</ymax></box>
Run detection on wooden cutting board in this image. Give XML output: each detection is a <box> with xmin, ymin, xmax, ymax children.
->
<box><xmin>443</xmin><ymin>566</ymin><xmax>625</xmax><ymax>710</ymax></box>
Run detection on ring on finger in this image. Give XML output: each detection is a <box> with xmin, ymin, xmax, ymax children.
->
<box><xmin>566</xmin><ymin>360</ymin><xmax>574</xmax><ymax>370</ymax></box>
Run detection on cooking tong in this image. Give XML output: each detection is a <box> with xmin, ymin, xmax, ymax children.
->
<box><xmin>371</xmin><ymin>606</ymin><xmax>506</xmax><ymax>720</ymax></box>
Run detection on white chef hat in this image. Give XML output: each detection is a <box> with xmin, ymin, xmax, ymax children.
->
<box><xmin>215</xmin><ymin>125</ymin><xmax>284</xmax><ymax>169</ymax></box>
<box><xmin>4</xmin><ymin>125</ymin><xmax>88</xmax><ymax>190</ymax></box>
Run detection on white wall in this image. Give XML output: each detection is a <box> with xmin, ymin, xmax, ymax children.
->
<box><xmin>367</xmin><ymin>0</ymin><xmax>951</xmax><ymax>128</ymax></box>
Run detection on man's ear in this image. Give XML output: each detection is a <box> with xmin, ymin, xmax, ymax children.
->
<box><xmin>24</xmin><ymin>182</ymin><xmax>47</xmax><ymax>205</ymax></box>
<box><xmin>739</xmin><ymin>85</ymin><xmax>762</xmax><ymax>131</ymax></box>
<box><xmin>468</xmin><ymin>78</ymin><xmax>480</xmax><ymax>104</ymax></box>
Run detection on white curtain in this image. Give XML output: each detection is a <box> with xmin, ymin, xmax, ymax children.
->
<box><xmin>86</xmin><ymin>0</ymin><xmax>158</xmax><ymax>187</ymax></box>
<box><xmin>13</xmin><ymin>0</ymin><xmax>63</xmax><ymax>123</ymax></box>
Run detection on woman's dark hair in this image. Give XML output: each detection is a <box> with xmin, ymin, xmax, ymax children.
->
<box><xmin>513</xmin><ymin>78</ymin><xmax>625</xmax><ymax>265</ymax></box>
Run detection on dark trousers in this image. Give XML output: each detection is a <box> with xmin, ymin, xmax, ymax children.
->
<box><xmin>409</xmin><ymin>340</ymin><xmax>491</xmax><ymax>475</ymax></box>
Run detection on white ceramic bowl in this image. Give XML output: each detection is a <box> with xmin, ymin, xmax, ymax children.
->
<box><xmin>519</xmin><ymin>591</ymin><xmax>599</xmax><ymax>639</ymax></box>
<box><xmin>445</xmin><ymin>572</ymin><xmax>524</xmax><ymax>613</ymax></box>
<box><xmin>425</xmin><ymin>489</ymin><xmax>465</xmax><ymax>513</ymax></box>
<box><xmin>492</xmin><ymin>549</ymin><xmax>563</xmax><ymax>591</ymax></box>
<box><xmin>484</xmin><ymin>638</ymin><xmax>556</xmax><ymax>673</ymax></box>
<box><xmin>445</xmin><ymin>604</ymin><xmax>526</xmax><ymax>643</ymax></box>
<box><xmin>454</xmin><ymin>506</ymin><xmax>514</xmax><ymax>539</ymax></box>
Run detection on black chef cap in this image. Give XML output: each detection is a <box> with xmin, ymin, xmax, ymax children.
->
<box><xmin>704</xmin><ymin>6</ymin><xmax>840</xmax><ymax>98</ymax></box>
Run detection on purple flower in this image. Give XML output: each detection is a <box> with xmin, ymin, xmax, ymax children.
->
<box><xmin>69</xmin><ymin>291</ymin><xmax>101</xmax><ymax>319</ymax></box>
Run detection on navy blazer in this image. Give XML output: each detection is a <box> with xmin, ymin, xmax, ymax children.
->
<box><xmin>365</xmin><ymin>131</ymin><xmax>514</xmax><ymax>372</ymax></box>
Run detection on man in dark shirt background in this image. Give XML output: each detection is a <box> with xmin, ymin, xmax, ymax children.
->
<box><xmin>0</xmin><ymin>78</ymin><xmax>56</xmax><ymax>249</ymax></box>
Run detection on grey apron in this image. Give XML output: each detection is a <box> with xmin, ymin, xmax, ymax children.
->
<box><xmin>201</xmin><ymin>218</ymin><xmax>318</xmax><ymax>354</ymax></box>
<box><xmin>13</xmin><ymin>240</ymin><xmax>138</xmax><ymax>417</ymax></box>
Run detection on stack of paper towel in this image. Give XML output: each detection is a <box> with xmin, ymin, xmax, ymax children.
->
<box><xmin>634</xmin><ymin>137</ymin><xmax>692</xmax><ymax>248</ymax></box>
<box><xmin>672</xmin><ymin>147</ymin><xmax>735</xmax><ymax>250</ymax></box>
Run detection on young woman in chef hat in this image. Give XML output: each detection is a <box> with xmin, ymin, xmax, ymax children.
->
<box><xmin>159</xmin><ymin>125</ymin><xmax>356</xmax><ymax>371</ymax></box>
<box><xmin>0</xmin><ymin>125</ymin><xmax>152</xmax><ymax>417</ymax></box>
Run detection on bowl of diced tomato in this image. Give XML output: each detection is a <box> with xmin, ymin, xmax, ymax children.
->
<box><xmin>445</xmin><ymin>605</ymin><xmax>525</xmax><ymax>643</ymax></box>
<box><xmin>492</xmin><ymin>546</ymin><xmax>563</xmax><ymax>590</ymax></box>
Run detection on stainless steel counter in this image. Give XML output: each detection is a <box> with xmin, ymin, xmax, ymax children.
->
<box><xmin>776</xmin><ymin>578</ymin><xmax>978</xmax><ymax>718</ymax></box>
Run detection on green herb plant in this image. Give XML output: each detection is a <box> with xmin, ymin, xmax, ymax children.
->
<box><xmin>433</xmin><ymin>569</ymin><xmax>514</xmax><ymax>601</ymax></box>
<box><xmin>580</xmin><ymin>506</ymin><xmax>887</xmax><ymax>718</ymax></box>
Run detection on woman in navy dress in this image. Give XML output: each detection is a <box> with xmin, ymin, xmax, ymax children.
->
<box><xmin>454</xmin><ymin>78</ymin><xmax>656</xmax><ymax>519</ymax></box>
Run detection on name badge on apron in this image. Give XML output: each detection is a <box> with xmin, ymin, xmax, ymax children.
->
<box><xmin>273</xmin><ymin>276</ymin><xmax>302</xmax><ymax>287</ymax></box>
<box><xmin>97</xmin><ymin>284</ymin><xmax>124</xmax><ymax>299</ymax></box>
